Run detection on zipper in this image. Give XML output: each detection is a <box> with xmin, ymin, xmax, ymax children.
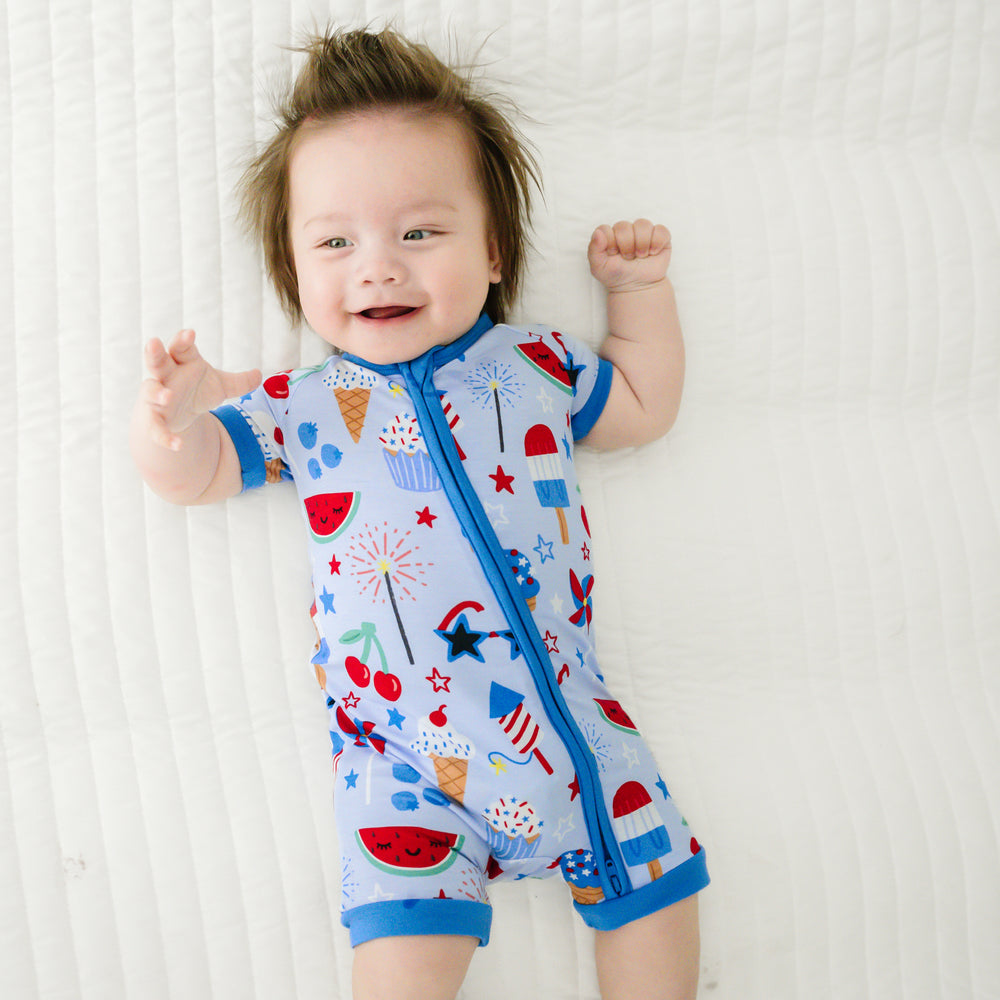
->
<box><xmin>401</xmin><ymin>355</ymin><xmax>631</xmax><ymax>900</ymax></box>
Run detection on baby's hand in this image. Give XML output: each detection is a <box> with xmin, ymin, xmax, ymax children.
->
<box><xmin>588</xmin><ymin>219</ymin><xmax>672</xmax><ymax>291</ymax></box>
<box><xmin>139</xmin><ymin>329</ymin><xmax>260</xmax><ymax>451</ymax></box>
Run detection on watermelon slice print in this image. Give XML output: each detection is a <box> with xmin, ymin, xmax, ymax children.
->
<box><xmin>514</xmin><ymin>342</ymin><xmax>574</xmax><ymax>395</ymax></box>
<box><xmin>594</xmin><ymin>698</ymin><xmax>641</xmax><ymax>735</ymax></box>
<box><xmin>304</xmin><ymin>492</ymin><xmax>359</xmax><ymax>543</ymax></box>
<box><xmin>355</xmin><ymin>826</ymin><xmax>464</xmax><ymax>877</ymax></box>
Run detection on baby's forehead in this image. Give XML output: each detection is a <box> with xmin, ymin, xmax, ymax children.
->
<box><xmin>288</xmin><ymin>108</ymin><xmax>491</xmax><ymax>207</ymax></box>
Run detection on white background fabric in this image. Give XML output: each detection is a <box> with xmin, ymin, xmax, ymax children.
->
<box><xmin>3</xmin><ymin>0</ymin><xmax>998</xmax><ymax>997</ymax></box>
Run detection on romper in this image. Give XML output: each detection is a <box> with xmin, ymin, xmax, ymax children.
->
<box><xmin>213</xmin><ymin>315</ymin><xmax>709</xmax><ymax>947</ymax></box>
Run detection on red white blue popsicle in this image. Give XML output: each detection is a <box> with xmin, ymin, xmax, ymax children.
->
<box><xmin>612</xmin><ymin>780</ymin><xmax>670</xmax><ymax>879</ymax></box>
<box><xmin>524</xmin><ymin>423</ymin><xmax>570</xmax><ymax>544</ymax></box>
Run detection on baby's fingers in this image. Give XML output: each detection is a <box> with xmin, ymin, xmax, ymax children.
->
<box><xmin>647</xmin><ymin>223</ymin><xmax>672</xmax><ymax>257</ymax></box>
<box><xmin>150</xmin><ymin>415</ymin><xmax>183</xmax><ymax>452</ymax></box>
<box><xmin>612</xmin><ymin>219</ymin><xmax>642</xmax><ymax>259</ymax></box>
<box><xmin>589</xmin><ymin>225</ymin><xmax>612</xmax><ymax>254</ymax></box>
<box><xmin>165</xmin><ymin>327</ymin><xmax>201</xmax><ymax>365</ymax></box>
<box><xmin>220</xmin><ymin>366</ymin><xmax>262</xmax><ymax>401</ymax></box>
<box><xmin>143</xmin><ymin>337</ymin><xmax>175</xmax><ymax>379</ymax></box>
<box><xmin>140</xmin><ymin>376</ymin><xmax>171</xmax><ymax>410</ymax></box>
<box><xmin>140</xmin><ymin>380</ymin><xmax>183</xmax><ymax>451</ymax></box>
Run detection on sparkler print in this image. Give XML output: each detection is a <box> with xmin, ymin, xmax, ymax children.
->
<box><xmin>348</xmin><ymin>522</ymin><xmax>430</xmax><ymax>664</ymax></box>
<box><xmin>465</xmin><ymin>361</ymin><xmax>524</xmax><ymax>452</ymax></box>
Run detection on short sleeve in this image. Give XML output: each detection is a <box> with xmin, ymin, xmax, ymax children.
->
<box><xmin>521</xmin><ymin>327</ymin><xmax>613</xmax><ymax>441</ymax></box>
<box><xmin>211</xmin><ymin>376</ymin><xmax>293</xmax><ymax>493</ymax></box>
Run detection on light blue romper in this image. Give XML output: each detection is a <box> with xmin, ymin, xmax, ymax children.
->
<box><xmin>213</xmin><ymin>316</ymin><xmax>709</xmax><ymax>946</ymax></box>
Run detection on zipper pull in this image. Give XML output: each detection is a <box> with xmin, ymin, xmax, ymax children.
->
<box><xmin>606</xmin><ymin>858</ymin><xmax>623</xmax><ymax>895</ymax></box>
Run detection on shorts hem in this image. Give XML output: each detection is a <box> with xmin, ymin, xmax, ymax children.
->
<box><xmin>342</xmin><ymin>898</ymin><xmax>493</xmax><ymax>948</ymax></box>
<box><xmin>574</xmin><ymin>848</ymin><xmax>710</xmax><ymax>932</ymax></box>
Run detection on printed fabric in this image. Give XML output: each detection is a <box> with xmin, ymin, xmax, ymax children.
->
<box><xmin>213</xmin><ymin>316</ymin><xmax>708</xmax><ymax>946</ymax></box>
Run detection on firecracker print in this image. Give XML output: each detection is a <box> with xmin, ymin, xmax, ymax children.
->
<box><xmin>213</xmin><ymin>322</ymin><xmax>707</xmax><ymax>934</ymax></box>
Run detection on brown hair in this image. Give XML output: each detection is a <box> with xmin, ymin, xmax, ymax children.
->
<box><xmin>238</xmin><ymin>26</ymin><xmax>540</xmax><ymax>326</ymax></box>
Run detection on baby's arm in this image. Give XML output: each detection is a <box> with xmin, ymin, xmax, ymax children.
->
<box><xmin>130</xmin><ymin>328</ymin><xmax>261</xmax><ymax>504</ymax></box>
<box><xmin>580</xmin><ymin>219</ymin><xmax>685</xmax><ymax>450</ymax></box>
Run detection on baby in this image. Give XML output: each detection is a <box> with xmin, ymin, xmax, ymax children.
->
<box><xmin>131</xmin><ymin>27</ymin><xmax>708</xmax><ymax>1000</ymax></box>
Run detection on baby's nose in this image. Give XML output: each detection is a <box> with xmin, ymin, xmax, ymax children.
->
<box><xmin>357</xmin><ymin>242</ymin><xmax>406</xmax><ymax>284</ymax></box>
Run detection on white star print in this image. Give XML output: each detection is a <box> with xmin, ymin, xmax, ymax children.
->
<box><xmin>485</xmin><ymin>502</ymin><xmax>509</xmax><ymax>527</ymax></box>
<box><xmin>553</xmin><ymin>814</ymin><xmax>576</xmax><ymax>842</ymax></box>
<box><xmin>368</xmin><ymin>882</ymin><xmax>396</xmax><ymax>902</ymax></box>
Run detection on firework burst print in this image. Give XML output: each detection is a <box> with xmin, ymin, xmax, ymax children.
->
<box><xmin>465</xmin><ymin>361</ymin><xmax>524</xmax><ymax>452</ymax></box>
<box><xmin>581</xmin><ymin>721</ymin><xmax>614</xmax><ymax>772</ymax></box>
<box><xmin>348</xmin><ymin>522</ymin><xmax>431</xmax><ymax>664</ymax></box>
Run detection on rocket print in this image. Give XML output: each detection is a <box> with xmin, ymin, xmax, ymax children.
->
<box><xmin>489</xmin><ymin>682</ymin><xmax>553</xmax><ymax>773</ymax></box>
<box><xmin>215</xmin><ymin>321</ymin><xmax>709</xmax><ymax>926</ymax></box>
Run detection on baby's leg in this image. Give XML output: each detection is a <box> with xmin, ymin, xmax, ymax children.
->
<box><xmin>593</xmin><ymin>894</ymin><xmax>700</xmax><ymax>1000</ymax></box>
<box><xmin>352</xmin><ymin>934</ymin><xmax>478</xmax><ymax>1000</ymax></box>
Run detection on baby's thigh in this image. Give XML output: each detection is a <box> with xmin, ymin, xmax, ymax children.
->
<box><xmin>336</xmin><ymin>751</ymin><xmax>493</xmax><ymax>946</ymax></box>
<box><xmin>352</xmin><ymin>933</ymin><xmax>479</xmax><ymax>1000</ymax></box>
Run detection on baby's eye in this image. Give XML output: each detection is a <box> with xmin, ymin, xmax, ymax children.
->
<box><xmin>323</xmin><ymin>237</ymin><xmax>352</xmax><ymax>249</ymax></box>
<box><xmin>403</xmin><ymin>229</ymin><xmax>433</xmax><ymax>241</ymax></box>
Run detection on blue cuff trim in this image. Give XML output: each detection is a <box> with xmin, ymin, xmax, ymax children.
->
<box><xmin>211</xmin><ymin>404</ymin><xmax>266</xmax><ymax>492</ymax></box>
<box><xmin>574</xmin><ymin>849</ymin><xmax>709</xmax><ymax>932</ymax></box>
<box><xmin>571</xmin><ymin>356</ymin><xmax>613</xmax><ymax>441</ymax></box>
<box><xmin>342</xmin><ymin>899</ymin><xmax>493</xmax><ymax>948</ymax></box>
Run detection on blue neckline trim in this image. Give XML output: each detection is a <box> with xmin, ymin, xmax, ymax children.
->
<box><xmin>342</xmin><ymin>313</ymin><xmax>495</xmax><ymax>375</ymax></box>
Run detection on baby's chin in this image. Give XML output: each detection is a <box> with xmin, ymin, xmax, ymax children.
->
<box><xmin>312</xmin><ymin>318</ymin><xmax>470</xmax><ymax>365</ymax></box>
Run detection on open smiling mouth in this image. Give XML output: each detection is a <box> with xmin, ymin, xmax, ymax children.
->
<box><xmin>359</xmin><ymin>306</ymin><xmax>418</xmax><ymax>320</ymax></box>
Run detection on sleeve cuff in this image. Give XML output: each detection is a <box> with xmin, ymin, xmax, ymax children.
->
<box><xmin>571</xmin><ymin>356</ymin><xmax>613</xmax><ymax>441</ymax></box>
<box><xmin>211</xmin><ymin>404</ymin><xmax>267</xmax><ymax>492</ymax></box>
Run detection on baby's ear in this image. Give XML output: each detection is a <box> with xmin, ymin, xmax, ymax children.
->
<box><xmin>488</xmin><ymin>236</ymin><xmax>502</xmax><ymax>283</ymax></box>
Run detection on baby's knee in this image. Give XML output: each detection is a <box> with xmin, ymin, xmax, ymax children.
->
<box><xmin>352</xmin><ymin>932</ymin><xmax>479</xmax><ymax>1000</ymax></box>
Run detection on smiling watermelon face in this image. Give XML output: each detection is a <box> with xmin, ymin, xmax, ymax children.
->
<box><xmin>304</xmin><ymin>491</ymin><xmax>359</xmax><ymax>543</ymax></box>
<box><xmin>514</xmin><ymin>342</ymin><xmax>574</xmax><ymax>395</ymax></box>
<box><xmin>356</xmin><ymin>826</ymin><xmax>464</xmax><ymax>876</ymax></box>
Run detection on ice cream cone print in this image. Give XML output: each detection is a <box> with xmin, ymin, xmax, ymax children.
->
<box><xmin>505</xmin><ymin>548</ymin><xmax>540</xmax><ymax>610</ymax></box>
<box><xmin>431</xmin><ymin>754</ymin><xmax>469</xmax><ymax>805</ymax></box>
<box><xmin>335</xmin><ymin>388</ymin><xmax>370</xmax><ymax>443</ymax></box>
<box><xmin>410</xmin><ymin>706</ymin><xmax>474</xmax><ymax>805</ymax></box>
<box><xmin>324</xmin><ymin>363</ymin><xmax>377</xmax><ymax>443</ymax></box>
<box><xmin>559</xmin><ymin>849</ymin><xmax>604</xmax><ymax>904</ymax></box>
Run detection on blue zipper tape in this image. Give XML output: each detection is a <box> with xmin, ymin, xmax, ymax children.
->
<box><xmin>402</xmin><ymin>354</ymin><xmax>631</xmax><ymax>900</ymax></box>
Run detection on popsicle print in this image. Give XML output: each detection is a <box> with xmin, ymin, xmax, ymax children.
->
<box><xmin>524</xmin><ymin>424</ymin><xmax>570</xmax><ymax>544</ymax></box>
<box><xmin>612</xmin><ymin>780</ymin><xmax>670</xmax><ymax>879</ymax></box>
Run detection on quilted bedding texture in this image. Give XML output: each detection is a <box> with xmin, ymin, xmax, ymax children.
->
<box><xmin>3</xmin><ymin>0</ymin><xmax>999</xmax><ymax>997</ymax></box>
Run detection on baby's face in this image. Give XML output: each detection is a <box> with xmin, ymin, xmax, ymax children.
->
<box><xmin>287</xmin><ymin>110</ymin><xmax>502</xmax><ymax>364</ymax></box>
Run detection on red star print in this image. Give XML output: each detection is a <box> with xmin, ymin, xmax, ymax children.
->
<box><xmin>581</xmin><ymin>542</ymin><xmax>591</xmax><ymax>561</ymax></box>
<box><xmin>568</xmin><ymin>774</ymin><xmax>580</xmax><ymax>801</ymax></box>
<box><xmin>489</xmin><ymin>465</ymin><xmax>515</xmax><ymax>493</ymax></box>
<box><xmin>425</xmin><ymin>667</ymin><xmax>452</xmax><ymax>692</ymax></box>
<box><xmin>543</xmin><ymin>630</ymin><xmax>559</xmax><ymax>653</ymax></box>
<box><xmin>342</xmin><ymin>691</ymin><xmax>360</xmax><ymax>710</ymax></box>
<box><xmin>329</xmin><ymin>554</ymin><xmax>341</xmax><ymax>575</ymax></box>
<box><xmin>416</xmin><ymin>506</ymin><xmax>437</xmax><ymax>527</ymax></box>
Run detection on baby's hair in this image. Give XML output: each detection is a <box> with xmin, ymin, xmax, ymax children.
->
<box><xmin>238</xmin><ymin>25</ymin><xmax>540</xmax><ymax>326</ymax></box>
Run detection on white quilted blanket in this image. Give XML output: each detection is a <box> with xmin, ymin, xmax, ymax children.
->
<box><xmin>3</xmin><ymin>1</ymin><xmax>998</xmax><ymax>997</ymax></box>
